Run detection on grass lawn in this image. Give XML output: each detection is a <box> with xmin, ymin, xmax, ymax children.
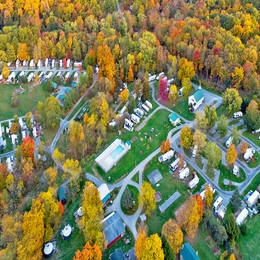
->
<box><xmin>242</xmin><ymin>171</ymin><xmax>260</xmax><ymax>196</ymax></box>
<box><xmin>95</xmin><ymin>109</ymin><xmax>173</xmax><ymax>183</ymax></box>
<box><xmin>144</xmin><ymin>155</ymin><xmax>205</xmax><ymax>236</ymax></box>
<box><xmin>237</xmin><ymin>125</ymin><xmax>245</xmax><ymax>131</ymax></box>
<box><xmin>131</xmin><ymin>173</ymin><xmax>139</xmax><ymax>183</ymax></box>
<box><xmin>206</xmin><ymin>164</ymin><xmax>215</xmax><ymax>180</ymax></box>
<box><xmin>218</xmin><ymin>164</ymin><xmax>246</xmax><ymax>191</ymax></box>
<box><xmin>248</xmin><ymin>151</ymin><xmax>260</xmax><ymax>168</ymax></box>
<box><xmin>216</xmin><ymin>105</ymin><xmax>228</xmax><ymax>118</ymax></box>
<box><xmin>67</xmin><ymin>98</ymin><xmax>89</xmax><ymax>121</ymax></box>
<box><xmin>42</xmin><ymin>127</ymin><xmax>59</xmax><ymax>146</ymax></box>
<box><xmin>237</xmin><ymin>214</ymin><xmax>260</xmax><ymax>260</ymax></box>
<box><xmin>228</xmin><ymin>119</ymin><xmax>240</xmax><ymax>126</ymax></box>
<box><xmin>184</xmin><ymin>148</ymin><xmax>192</xmax><ymax>158</ymax></box>
<box><xmin>242</xmin><ymin>130</ymin><xmax>260</xmax><ymax>147</ymax></box>
<box><xmin>0</xmin><ymin>82</ymin><xmax>49</xmax><ymax>121</ymax></box>
<box><xmin>102</xmin><ymin>227</ymin><xmax>135</xmax><ymax>260</ymax></box>
<box><xmin>195</xmin><ymin>156</ymin><xmax>204</xmax><ymax>169</ymax></box>
<box><xmin>121</xmin><ymin>185</ymin><xmax>139</xmax><ymax>216</ymax></box>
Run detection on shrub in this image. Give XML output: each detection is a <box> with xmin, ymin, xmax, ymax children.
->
<box><xmin>240</xmin><ymin>223</ymin><xmax>248</xmax><ymax>236</ymax></box>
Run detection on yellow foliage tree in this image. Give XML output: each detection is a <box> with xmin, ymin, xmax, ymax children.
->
<box><xmin>162</xmin><ymin>219</ymin><xmax>183</xmax><ymax>254</ymax></box>
<box><xmin>120</xmin><ymin>88</ymin><xmax>129</xmax><ymax>104</ymax></box>
<box><xmin>246</xmin><ymin>99</ymin><xmax>258</xmax><ymax>112</ymax></box>
<box><xmin>135</xmin><ymin>226</ymin><xmax>147</xmax><ymax>260</ymax></box>
<box><xmin>205</xmin><ymin>185</ymin><xmax>213</xmax><ymax>208</ymax></box>
<box><xmin>226</xmin><ymin>144</ymin><xmax>237</xmax><ymax>165</ymax></box>
<box><xmin>228</xmin><ymin>254</ymin><xmax>236</xmax><ymax>260</ymax></box>
<box><xmin>138</xmin><ymin>181</ymin><xmax>156</xmax><ymax>216</ymax></box>
<box><xmin>168</xmin><ymin>85</ymin><xmax>179</xmax><ymax>104</ymax></box>
<box><xmin>79</xmin><ymin>182</ymin><xmax>106</xmax><ymax>250</ymax></box>
<box><xmin>178</xmin><ymin>58</ymin><xmax>195</xmax><ymax>81</ymax></box>
<box><xmin>73</xmin><ymin>242</ymin><xmax>102</xmax><ymax>260</ymax></box>
<box><xmin>2</xmin><ymin>66</ymin><xmax>9</xmax><ymax>79</ymax></box>
<box><xmin>180</xmin><ymin>126</ymin><xmax>193</xmax><ymax>149</ymax></box>
<box><xmin>128</xmin><ymin>66</ymin><xmax>134</xmax><ymax>83</ymax></box>
<box><xmin>232</xmin><ymin>67</ymin><xmax>244</xmax><ymax>89</ymax></box>
<box><xmin>176</xmin><ymin>197</ymin><xmax>200</xmax><ymax>238</ymax></box>
<box><xmin>44</xmin><ymin>167</ymin><xmax>58</xmax><ymax>186</ymax></box>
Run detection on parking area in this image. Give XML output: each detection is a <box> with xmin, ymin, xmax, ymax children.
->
<box><xmin>56</xmin><ymin>86</ymin><xmax>72</xmax><ymax>106</ymax></box>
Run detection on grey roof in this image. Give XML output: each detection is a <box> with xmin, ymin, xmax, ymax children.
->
<box><xmin>102</xmin><ymin>212</ymin><xmax>125</xmax><ymax>245</ymax></box>
<box><xmin>159</xmin><ymin>191</ymin><xmax>181</xmax><ymax>213</ymax></box>
<box><xmin>147</xmin><ymin>169</ymin><xmax>163</xmax><ymax>185</ymax></box>
<box><xmin>110</xmin><ymin>248</ymin><xmax>125</xmax><ymax>260</ymax></box>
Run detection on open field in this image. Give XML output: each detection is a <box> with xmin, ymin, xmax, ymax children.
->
<box><xmin>0</xmin><ymin>82</ymin><xmax>49</xmax><ymax>121</ymax></box>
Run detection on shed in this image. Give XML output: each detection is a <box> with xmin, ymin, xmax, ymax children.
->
<box><xmin>169</xmin><ymin>113</ymin><xmax>180</xmax><ymax>126</ymax></box>
<box><xmin>109</xmin><ymin>248</ymin><xmax>125</xmax><ymax>260</ymax></box>
<box><xmin>101</xmin><ymin>212</ymin><xmax>125</xmax><ymax>249</ymax></box>
<box><xmin>139</xmin><ymin>213</ymin><xmax>147</xmax><ymax>222</ymax></box>
<box><xmin>147</xmin><ymin>169</ymin><xmax>163</xmax><ymax>185</ymax></box>
<box><xmin>98</xmin><ymin>183</ymin><xmax>111</xmax><ymax>206</ymax></box>
<box><xmin>65</xmin><ymin>88</ymin><xmax>70</xmax><ymax>94</ymax></box>
<box><xmin>52</xmin><ymin>82</ymin><xmax>58</xmax><ymax>90</ymax></box>
<box><xmin>180</xmin><ymin>242</ymin><xmax>200</xmax><ymax>260</ymax></box>
<box><xmin>58</xmin><ymin>95</ymin><xmax>65</xmax><ymax>102</ymax></box>
<box><xmin>58</xmin><ymin>186</ymin><xmax>66</xmax><ymax>205</ymax></box>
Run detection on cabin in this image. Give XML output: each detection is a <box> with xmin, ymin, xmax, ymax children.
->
<box><xmin>65</xmin><ymin>88</ymin><xmax>70</xmax><ymax>95</ymax></box>
<box><xmin>188</xmin><ymin>89</ymin><xmax>205</xmax><ymax>111</ymax></box>
<box><xmin>169</xmin><ymin>113</ymin><xmax>180</xmax><ymax>126</ymax></box>
<box><xmin>58</xmin><ymin>186</ymin><xmax>66</xmax><ymax>205</ymax></box>
<box><xmin>101</xmin><ymin>212</ymin><xmax>125</xmax><ymax>249</ymax></box>
<box><xmin>180</xmin><ymin>243</ymin><xmax>201</xmax><ymax>260</ymax></box>
<box><xmin>58</xmin><ymin>95</ymin><xmax>64</xmax><ymax>102</ymax></box>
<box><xmin>52</xmin><ymin>82</ymin><xmax>58</xmax><ymax>91</ymax></box>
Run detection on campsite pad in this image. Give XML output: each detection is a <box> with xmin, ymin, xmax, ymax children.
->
<box><xmin>130</xmin><ymin>137</ymin><xmax>137</xmax><ymax>143</ymax></box>
<box><xmin>147</xmin><ymin>169</ymin><xmax>163</xmax><ymax>185</ymax></box>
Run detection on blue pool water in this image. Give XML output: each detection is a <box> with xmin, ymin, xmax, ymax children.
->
<box><xmin>110</xmin><ymin>145</ymin><xmax>124</xmax><ymax>160</ymax></box>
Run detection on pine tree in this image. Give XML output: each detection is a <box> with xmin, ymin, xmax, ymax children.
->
<box><xmin>161</xmin><ymin>235</ymin><xmax>176</xmax><ymax>260</ymax></box>
<box><xmin>230</xmin><ymin>189</ymin><xmax>241</xmax><ymax>211</ymax></box>
<box><xmin>46</xmin><ymin>79</ymin><xmax>53</xmax><ymax>92</ymax></box>
<box><xmin>226</xmin><ymin>213</ymin><xmax>240</xmax><ymax>241</ymax></box>
<box><xmin>122</xmin><ymin>187</ymin><xmax>133</xmax><ymax>208</ymax></box>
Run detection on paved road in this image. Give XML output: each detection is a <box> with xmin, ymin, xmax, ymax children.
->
<box><xmin>9</xmin><ymin>66</ymin><xmax>79</xmax><ymax>73</ymax></box>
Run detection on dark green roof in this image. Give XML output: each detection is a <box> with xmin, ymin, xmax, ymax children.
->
<box><xmin>110</xmin><ymin>248</ymin><xmax>125</xmax><ymax>260</ymax></box>
<box><xmin>191</xmin><ymin>89</ymin><xmax>204</xmax><ymax>102</ymax></box>
<box><xmin>180</xmin><ymin>243</ymin><xmax>200</xmax><ymax>260</ymax></box>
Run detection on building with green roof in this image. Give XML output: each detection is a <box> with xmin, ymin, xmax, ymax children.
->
<box><xmin>109</xmin><ymin>248</ymin><xmax>125</xmax><ymax>260</ymax></box>
<box><xmin>188</xmin><ymin>89</ymin><xmax>205</xmax><ymax>111</ymax></box>
<box><xmin>169</xmin><ymin>113</ymin><xmax>180</xmax><ymax>126</ymax></box>
<box><xmin>180</xmin><ymin>243</ymin><xmax>201</xmax><ymax>260</ymax></box>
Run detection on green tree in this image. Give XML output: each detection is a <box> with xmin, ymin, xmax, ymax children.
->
<box><xmin>230</xmin><ymin>189</ymin><xmax>241</xmax><ymax>211</ymax></box>
<box><xmin>205</xmin><ymin>142</ymin><xmax>222</xmax><ymax>168</ymax></box>
<box><xmin>25</xmin><ymin>112</ymin><xmax>33</xmax><ymax>130</ymax></box>
<box><xmin>122</xmin><ymin>187</ymin><xmax>133</xmax><ymax>208</ymax></box>
<box><xmin>226</xmin><ymin>213</ymin><xmax>240</xmax><ymax>241</ymax></box>
<box><xmin>127</xmin><ymin>93</ymin><xmax>135</xmax><ymax>114</ymax></box>
<box><xmin>204</xmin><ymin>104</ymin><xmax>217</xmax><ymax>128</ymax></box>
<box><xmin>244</xmin><ymin>109</ymin><xmax>260</xmax><ymax>131</ymax></box>
<box><xmin>222</xmin><ymin>89</ymin><xmax>242</xmax><ymax>117</ymax></box>
<box><xmin>217</xmin><ymin>115</ymin><xmax>228</xmax><ymax>136</ymax></box>
<box><xmin>46</xmin><ymin>79</ymin><xmax>53</xmax><ymax>92</ymax></box>
<box><xmin>231</xmin><ymin>126</ymin><xmax>242</xmax><ymax>146</ymax></box>
<box><xmin>240</xmin><ymin>223</ymin><xmax>248</xmax><ymax>236</ymax></box>
<box><xmin>142</xmin><ymin>77</ymin><xmax>150</xmax><ymax>99</ymax></box>
<box><xmin>161</xmin><ymin>235</ymin><xmax>175</xmax><ymax>260</ymax></box>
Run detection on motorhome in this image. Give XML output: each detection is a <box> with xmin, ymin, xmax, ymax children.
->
<box><xmin>179</xmin><ymin>167</ymin><xmax>190</xmax><ymax>180</ymax></box>
<box><xmin>233</xmin><ymin>111</ymin><xmax>243</xmax><ymax>118</ymax></box>
<box><xmin>134</xmin><ymin>108</ymin><xmax>144</xmax><ymax>118</ymax></box>
<box><xmin>225</xmin><ymin>136</ymin><xmax>233</xmax><ymax>148</ymax></box>
<box><xmin>244</xmin><ymin>148</ymin><xmax>255</xmax><ymax>162</ymax></box>
<box><xmin>156</xmin><ymin>72</ymin><xmax>164</xmax><ymax>80</ymax></box>
<box><xmin>213</xmin><ymin>196</ymin><xmax>223</xmax><ymax>211</ymax></box>
<box><xmin>158</xmin><ymin>150</ymin><xmax>174</xmax><ymax>163</ymax></box>
<box><xmin>145</xmin><ymin>100</ymin><xmax>152</xmax><ymax>109</ymax></box>
<box><xmin>233</xmin><ymin>165</ymin><xmax>239</xmax><ymax>177</ymax></box>
<box><xmin>141</xmin><ymin>104</ymin><xmax>149</xmax><ymax>114</ymax></box>
<box><xmin>45</xmin><ymin>58</ymin><xmax>48</xmax><ymax>67</ymax></box>
<box><xmin>169</xmin><ymin>158</ymin><xmax>180</xmax><ymax>171</ymax></box>
<box><xmin>130</xmin><ymin>114</ymin><xmax>140</xmax><ymax>124</ymax></box>
<box><xmin>168</xmin><ymin>78</ymin><xmax>174</xmax><ymax>84</ymax></box>
<box><xmin>124</xmin><ymin>118</ymin><xmax>134</xmax><ymax>131</ymax></box>
<box><xmin>236</xmin><ymin>208</ymin><xmax>248</xmax><ymax>226</ymax></box>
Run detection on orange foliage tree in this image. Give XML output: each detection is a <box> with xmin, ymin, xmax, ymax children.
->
<box><xmin>205</xmin><ymin>185</ymin><xmax>213</xmax><ymax>208</ymax></box>
<box><xmin>58</xmin><ymin>201</ymin><xmax>64</xmax><ymax>216</ymax></box>
<box><xmin>240</xmin><ymin>141</ymin><xmax>248</xmax><ymax>154</ymax></box>
<box><xmin>160</xmin><ymin>139</ymin><xmax>170</xmax><ymax>154</ymax></box>
<box><xmin>83</xmin><ymin>112</ymin><xmax>89</xmax><ymax>123</ymax></box>
<box><xmin>21</xmin><ymin>136</ymin><xmax>35</xmax><ymax>161</ymax></box>
<box><xmin>73</xmin><ymin>242</ymin><xmax>102</xmax><ymax>260</ymax></box>
<box><xmin>194</xmin><ymin>194</ymin><xmax>204</xmax><ymax>221</ymax></box>
<box><xmin>226</xmin><ymin>144</ymin><xmax>237</xmax><ymax>165</ymax></box>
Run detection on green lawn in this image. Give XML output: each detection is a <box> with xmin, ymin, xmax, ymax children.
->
<box><xmin>237</xmin><ymin>214</ymin><xmax>260</xmax><ymax>260</ymax></box>
<box><xmin>228</xmin><ymin>119</ymin><xmax>240</xmax><ymax>126</ymax></box>
<box><xmin>184</xmin><ymin>148</ymin><xmax>192</xmax><ymax>158</ymax></box>
<box><xmin>242</xmin><ymin>130</ymin><xmax>260</xmax><ymax>147</ymax></box>
<box><xmin>237</xmin><ymin>125</ymin><xmax>245</xmax><ymax>131</ymax></box>
<box><xmin>94</xmin><ymin>109</ymin><xmax>173</xmax><ymax>183</ymax></box>
<box><xmin>206</xmin><ymin>164</ymin><xmax>215</xmax><ymax>180</ymax></box>
<box><xmin>216</xmin><ymin>105</ymin><xmax>228</xmax><ymax>118</ymax></box>
<box><xmin>242</xmin><ymin>171</ymin><xmax>260</xmax><ymax>196</ymax></box>
<box><xmin>131</xmin><ymin>173</ymin><xmax>139</xmax><ymax>183</ymax></box>
<box><xmin>144</xmin><ymin>155</ymin><xmax>205</xmax><ymax>236</ymax></box>
<box><xmin>120</xmin><ymin>185</ymin><xmax>139</xmax><ymax>216</ymax></box>
<box><xmin>195</xmin><ymin>156</ymin><xmax>204</xmax><ymax>169</ymax></box>
<box><xmin>218</xmin><ymin>164</ymin><xmax>246</xmax><ymax>191</ymax></box>
<box><xmin>42</xmin><ymin>127</ymin><xmax>59</xmax><ymax>146</ymax></box>
<box><xmin>0</xmin><ymin>82</ymin><xmax>49</xmax><ymax>120</ymax></box>
<box><xmin>248</xmin><ymin>151</ymin><xmax>260</xmax><ymax>168</ymax></box>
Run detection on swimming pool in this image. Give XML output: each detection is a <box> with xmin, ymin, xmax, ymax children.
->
<box><xmin>110</xmin><ymin>145</ymin><xmax>124</xmax><ymax>160</ymax></box>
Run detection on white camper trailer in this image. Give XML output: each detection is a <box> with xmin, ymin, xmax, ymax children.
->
<box><xmin>56</xmin><ymin>71</ymin><xmax>61</xmax><ymax>77</ymax></box>
<box><xmin>244</xmin><ymin>148</ymin><xmax>255</xmax><ymax>162</ymax></box>
<box><xmin>134</xmin><ymin>108</ymin><xmax>144</xmax><ymax>118</ymax></box>
<box><xmin>145</xmin><ymin>100</ymin><xmax>152</xmax><ymax>109</ymax></box>
<box><xmin>213</xmin><ymin>196</ymin><xmax>223</xmax><ymax>211</ymax></box>
<box><xmin>27</xmin><ymin>72</ymin><xmax>34</xmax><ymax>82</ymax></box>
<box><xmin>29</xmin><ymin>59</ymin><xmax>35</xmax><ymax>68</ymax></box>
<box><xmin>200</xmin><ymin>185</ymin><xmax>215</xmax><ymax>200</ymax></box>
<box><xmin>225</xmin><ymin>136</ymin><xmax>233</xmax><ymax>148</ymax></box>
<box><xmin>23</xmin><ymin>60</ymin><xmax>28</xmax><ymax>67</ymax></box>
<box><xmin>65</xmin><ymin>72</ymin><xmax>70</xmax><ymax>80</ymax></box>
<box><xmin>130</xmin><ymin>114</ymin><xmax>140</xmax><ymax>124</ymax></box>
<box><xmin>233</xmin><ymin>165</ymin><xmax>239</xmax><ymax>177</ymax></box>
<box><xmin>141</xmin><ymin>104</ymin><xmax>149</xmax><ymax>113</ymax></box>
<box><xmin>247</xmin><ymin>190</ymin><xmax>259</xmax><ymax>207</ymax></box>
<box><xmin>45</xmin><ymin>58</ymin><xmax>48</xmax><ymax>67</ymax></box>
<box><xmin>236</xmin><ymin>208</ymin><xmax>248</xmax><ymax>226</ymax></box>
<box><xmin>149</xmin><ymin>75</ymin><xmax>156</xmax><ymax>82</ymax></box>
<box><xmin>37</xmin><ymin>60</ymin><xmax>42</xmax><ymax>68</ymax></box>
<box><xmin>168</xmin><ymin>78</ymin><xmax>174</xmax><ymax>84</ymax></box>
<box><xmin>15</xmin><ymin>59</ymin><xmax>20</xmax><ymax>67</ymax></box>
<box><xmin>156</xmin><ymin>72</ymin><xmax>164</xmax><ymax>80</ymax></box>
<box><xmin>52</xmin><ymin>59</ymin><xmax>55</xmax><ymax>68</ymax></box>
<box><xmin>19</xmin><ymin>71</ymin><xmax>25</xmax><ymax>77</ymax></box>
<box><xmin>74</xmin><ymin>72</ymin><xmax>79</xmax><ymax>80</ymax></box>
<box><xmin>124</xmin><ymin>118</ymin><xmax>134</xmax><ymax>131</ymax></box>
<box><xmin>158</xmin><ymin>150</ymin><xmax>174</xmax><ymax>163</ymax></box>
<box><xmin>60</xmin><ymin>60</ymin><xmax>63</xmax><ymax>68</ymax></box>
<box><xmin>169</xmin><ymin>158</ymin><xmax>180</xmax><ymax>171</ymax></box>
<box><xmin>233</xmin><ymin>111</ymin><xmax>243</xmax><ymax>119</ymax></box>
<box><xmin>179</xmin><ymin>167</ymin><xmax>190</xmax><ymax>180</ymax></box>
<box><xmin>67</xmin><ymin>59</ymin><xmax>71</xmax><ymax>68</ymax></box>
<box><xmin>192</xmin><ymin>145</ymin><xmax>197</xmax><ymax>158</ymax></box>
<box><xmin>188</xmin><ymin>174</ymin><xmax>199</xmax><ymax>189</ymax></box>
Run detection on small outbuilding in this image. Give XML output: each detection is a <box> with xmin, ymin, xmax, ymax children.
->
<box><xmin>65</xmin><ymin>88</ymin><xmax>70</xmax><ymax>95</ymax></box>
<box><xmin>58</xmin><ymin>95</ymin><xmax>65</xmax><ymax>102</ymax></box>
<box><xmin>52</xmin><ymin>82</ymin><xmax>58</xmax><ymax>91</ymax></box>
<box><xmin>58</xmin><ymin>186</ymin><xmax>66</xmax><ymax>205</ymax></box>
<box><xmin>139</xmin><ymin>213</ymin><xmax>147</xmax><ymax>222</ymax></box>
<box><xmin>147</xmin><ymin>169</ymin><xmax>163</xmax><ymax>185</ymax></box>
<box><xmin>109</xmin><ymin>248</ymin><xmax>125</xmax><ymax>260</ymax></box>
<box><xmin>169</xmin><ymin>113</ymin><xmax>180</xmax><ymax>126</ymax></box>
<box><xmin>180</xmin><ymin>242</ymin><xmax>201</xmax><ymax>260</ymax></box>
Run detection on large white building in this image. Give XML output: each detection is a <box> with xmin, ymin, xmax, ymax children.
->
<box><xmin>188</xmin><ymin>89</ymin><xmax>205</xmax><ymax>111</ymax></box>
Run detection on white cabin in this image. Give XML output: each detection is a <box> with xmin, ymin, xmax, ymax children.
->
<box><xmin>188</xmin><ymin>89</ymin><xmax>205</xmax><ymax>111</ymax></box>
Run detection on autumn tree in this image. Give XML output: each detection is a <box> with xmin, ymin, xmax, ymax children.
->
<box><xmin>86</xmin><ymin>65</ymin><xmax>93</xmax><ymax>86</ymax></box>
<box><xmin>46</xmin><ymin>79</ymin><xmax>53</xmax><ymax>92</ymax></box>
<box><xmin>205</xmin><ymin>185</ymin><xmax>213</xmax><ymax>208</ymax></box>
<box><xmin>25</xmin><ymin>111</ymin><xmax>33</xmax><ymax>130</ymax></box>
<box><xmin>44</xmin><ymin>167</ymin><xmax>58</xmax><ymax>186</ymax></box>
<box><xmin>10</xmin><ymin>122</ymin><xmax>19</xmax><ymax>134</ymax></box>
<box><xmin>168</xmin><ymin>85</ymin><xmax>179</xmax><ymax>104</ymax></box>
<box><xmin>182</xmin><ymin>78</ymin><xmax>192</xmax><ymax>97</ymax></box>
<box><xmin>127</xmin><ymin>93</ymin><xmax>135</xmax><ymax>114</ymax></box>
<box><xmin>226</xmin><ymin>213</ymin><xmax>240</xmax><ymax>241</ymax></box>
<box><xmin>79</xmin><ymin>182</ymin><xmax>106</xmax><ymax>251</ymax></box>
<box><xmin>222</xmin><ymin>89</ymin><xmax>242</xmax><ymax>117</ymax></box>
<box><xmin>230</xmin><ymin>189</ymin><xmax>242</xmax><ymax>211</ymax></box>
<box><xmin>193</xmin><ymin>129</ymin><xmax>206</xmax><ymax>155</ymax></box>
<box><xmin>128</xmin><ymin>66</ymin><xmax>134</xmax><ymax>83</ymax></box>
<box><xmin>194</xmin><ymin>194</ymin><xmax>204</xmax><ymax>221</ymax></box>
<box><xmin>73</xmin><ymin>242</ymin><xmax>102</xmax><ymax>260</ymax></box>
<box><xmin>142</xmin><ymin>77</ymin><xmax>150</xmax><ymax>99</ymax></box>
<box><xmin>246</xmin><ymin>100</ymin><xmax>258</xmax><ymax>112</ymax></box>
<box><xmin>205</xmin><ymin>142</ymin><xmax>222</xmax><ymax>168</ymax></box>
<box><xmin>226</xmin><ymin>144</ymin><xmax>237</xmax><ymax>165</ymax></box>
<box><xmin>138</xmin><ymin>181</ymin><xmax>156</xmax><ymax>216</ymax></box>
<box><xmin>159</xmin><ymin>76</ymin><xmax>169</xmax><ymax>99</ymax></box>
<box><xmin>21</xmin><ymin>136</ymin><xmax>35</xmax><ymax>161</ymax></box>
<box><xmin>160</xmin><ymin>139</ymin><xmax>170</xmax><ymax>154</ymax></box>
<box><xmin>178</xmin><ymin>58</ymin><xmax>195</xmax><ymax>81</ymax></box>
<box><xmin>180</xmin><ymin>126</ymin><xmax>193</xmax><ymax>149</ymax></box>
<box><xmin>195</xmin><ymin>111</ymin><xmax>208</xmax><ymax>132</ymax></box>
<box><xmin>244</xmin><ymin>109</ymin><xmax>260</xmax><ymax>131</ymax></box>
<box><xmin>69</xmin><ymin>121</ymin><xmax>85</xmax><ymax>158</ymax></box>
<box><xmin>229</xmin><ymin>254</ymin><xmax>236</xmax><ymax>260</ymax></box>
<box><xmin>231</xmin><ymin>126</ymin><xmax>242</xmax><ymax>146</ymax></box>
<box><xmin>135</xmin><ymin>226</ymin><xmax>147</xmax><ymax>260</ymax></box>
<box><xmin>176</xmin><ymin>197</ymin><xmax>201</xmax><ymax>238</ymax></box>
<box><xmin>217</xmin><ymin>115</ymin><xmax>228</xmax><ymax>137</ymax></box>
<box><xmin>83</xmin><ymin>113</ymin><xmax>89</xmax><ymax>123</ymax></box>
<box><xmin>204</xmin><ymin>104</ymin><xmax>218</xmax><ymax>129</ymax></box>
<box><xmin>161</xmin><ymin>235</ymin><xmax>176</xmax><ymax>260</ymax></box>
<box><xmin>2</xmin><ymin>66</ymin><xmax>9</xmax><ymax>79</ymax></box>
<box><xmin>120</xmin><ymin>88</ymin><xmax>129</xmax><ymax>104</ymax></box>
<box><xmin>240</xmin><ymin>141</ymin><xmax>248</xmax><ymax>154</ymax></box>
<box><xmin>162</xmin><ymin>219</ymin><xmax>183</xmax><ymax>254</ymax></box>
<box><xmin>52</xmin><ymin>148</ymin><xmax>65</xmax><ymax>166</ymax></box>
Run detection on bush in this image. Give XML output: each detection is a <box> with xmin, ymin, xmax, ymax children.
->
<box><xmin>240</xmin><ymin>223</ymin><xmax>248</xmax><ymax>236</ymax></box>
<box><xmin>219</xmin><ymin>250</ymin><xmax>228</xmax><ymax>260</ymax></box>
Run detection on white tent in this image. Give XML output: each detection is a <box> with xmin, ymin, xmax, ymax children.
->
<box><xmin>45</xmin><ymin>58</ymin><xmax>48</xmax><ymax>67</ymax></box>
<box><xmin>236</xmin><ymin>208</ymin><xmax>248</xmax><ymax>226</ymax></box>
